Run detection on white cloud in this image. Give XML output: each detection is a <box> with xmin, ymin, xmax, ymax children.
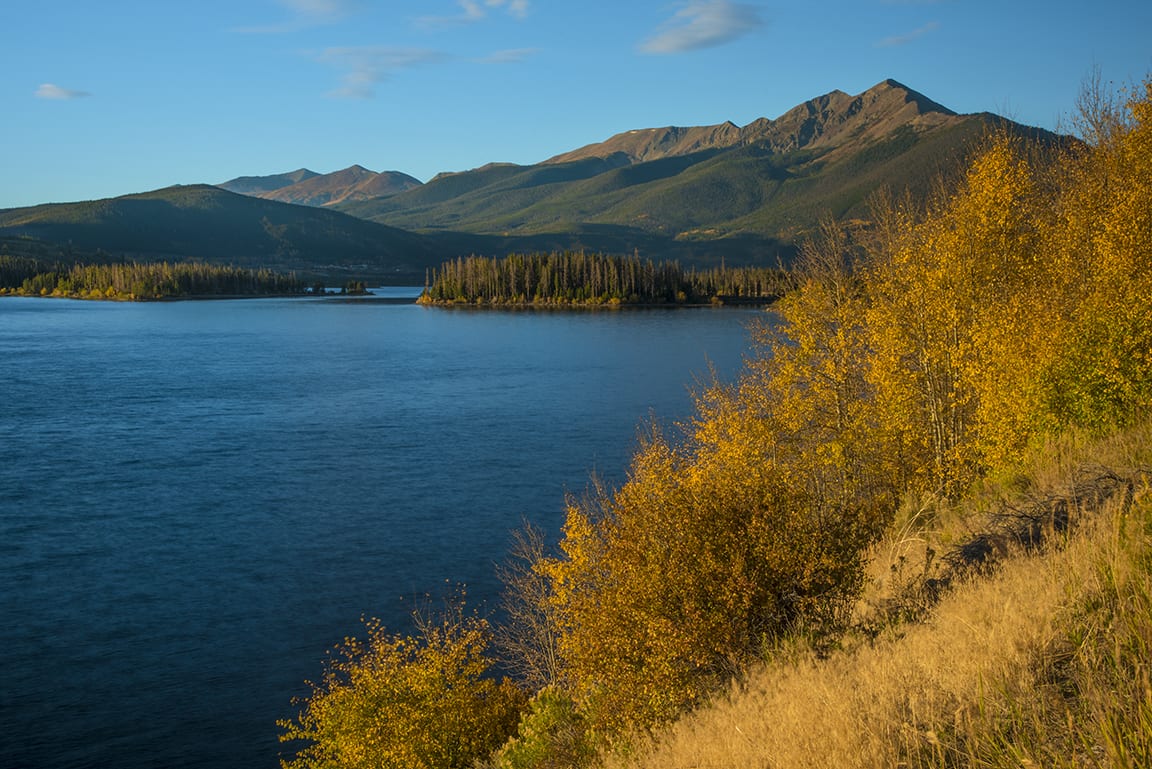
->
<box><xmin>317</xmin><ymin>47</ymin><xmax>444</xmax><ymax>98</ymax></box>
<box><xmin>35</xmin><ymin>83</ymin><xmax>91</xmax><ymax>100</ymax></box>
<box><xmin>478</xmin><ymin>47</ymin><xmax>540</xmax><ymax>64</ymax></box>
<box><xmin>640</xmin><ymin>0</ymin><xmax>764</xmax><ymax>54</ymax></box>
<box><xmin>876</xmin><ymin>20</ymin><xmax>940</xmax><ymax>47</ymax></box>
<box><xmin>417</xmin><ymin>0</ymin><xmax>530</xmax><ymax>28</ymax></box>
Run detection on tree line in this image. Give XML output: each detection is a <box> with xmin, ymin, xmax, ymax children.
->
<box><xmin>418</xmin><ymin>251</ymin><xmax>787</xmax><ymax>306</ymax></box>
<box><xmin>0</xmin><ymin>258</ymin><xmax>306</xmax><ymax>300</ymax></box>
<box><xmin>279</xmin><ymin>76</ymin><xmax>1152</xmax><ymax>769</ymax></box>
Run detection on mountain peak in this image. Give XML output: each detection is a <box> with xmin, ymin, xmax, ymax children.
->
<box><xmin>861</xmin><ymin>79</ymin><xmax>956</xmax><ymax>117</ymax></box>
<box><xmin>340</xmin><ymin>164</ymin><xmax>377</xmax><ymax>175</ymax></box>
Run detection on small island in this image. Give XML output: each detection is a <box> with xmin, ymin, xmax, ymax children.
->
<box><xmin>416</xmin><ymin>251</ymin><xmax>786</xmax><ymax>308</ymax></box>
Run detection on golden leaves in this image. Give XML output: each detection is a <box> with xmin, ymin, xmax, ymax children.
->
<box><xmin>278</xmin><ymin>604</ymin><xmax>524</xmax><ymax>769</ymax></box>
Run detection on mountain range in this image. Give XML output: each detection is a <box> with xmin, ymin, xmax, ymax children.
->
<box><xmin>332</xmin><ymin>80</ymin><xmax>1046</xmax><ymax>257</ymax></box>
<box><xmin>0</xmin><ymin>80</ymin><xmax>1061</xmax><ymax>281</ymax></box>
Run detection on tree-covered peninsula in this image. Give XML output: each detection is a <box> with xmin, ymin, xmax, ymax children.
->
<box><xmin>417</xmin><ymin>250</ymin><xmax>786</xmax><ymax>306</ymax></box>
<box><xmin>0</xmin><ymin>257</ymin><xmax>306</xmax><ymax>300</ymax></box>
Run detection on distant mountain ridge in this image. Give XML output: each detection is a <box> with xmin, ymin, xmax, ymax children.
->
<box><xmin>545</xmin><ymin>79</ymin><xmax>958</xmax><ymax>165</ymax></box>
<box><xmin>219</xmin><ymin>165</ymin><xmax>423</xmax><ymax>208</ymax></box>
<box><xmin>219</xmin><ymin>168</ymin><xmax>320</xmax><ymax>195</ymax></box>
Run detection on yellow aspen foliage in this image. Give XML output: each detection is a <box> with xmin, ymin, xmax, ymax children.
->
<box><xmin>278</xmin><ymin>605</ymin><xmax>524</xmax><ymax>769</ymax></box>
<box><xmin>944</xmin><ymin>135</ymin><xmax>1062</xmax><ymax>470</ymax></box>
<box><xmin>863</xmin><ymin>133</ymin><xmax>1073</xmax><ymax>489</ymax></box>
<box><xmin>760</xmin><ymin>216</ymin><xmax>904</xmax><ymax>500</ymax></box>
<box><xmin>1043</xmin><ymin>79</ymin><xmax>1152</xmax><ymax>429</ymax></box>
<box><xmin>865</xmin><ymin>194</ymin><xmax>978</xmax><ymax>493</ymax></box>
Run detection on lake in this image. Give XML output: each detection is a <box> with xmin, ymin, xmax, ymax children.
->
<box><xmin>0</xmin><ymin>291</ymin><xmax>764</xmax><ymax>769</ymax></box>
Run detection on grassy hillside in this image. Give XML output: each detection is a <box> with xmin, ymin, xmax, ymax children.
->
<box><xmin>0</xmin><ymin>184</ymin><xmax>439</xmax><ymax>282</ymax></box>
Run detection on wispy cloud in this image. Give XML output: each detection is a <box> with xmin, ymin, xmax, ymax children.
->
<box><xmin>281</xmin><ymin>0</ymin><xmax>352</xmax><ymax>17</ymax></box>
<box><xmin>235</xmin><ymin>0</ymin><xmax>355</xmax><ymax>33</ymax></box>
<box><xmin>417</xmin><ymin>0</ymin><xmax>530</xmax><ymax>29</ymax></box>
<box><xmin>477</xmin><ymin>47</ymin><xmax>540</xmax><ymax>64</ymax></box>
<box><xmin>877</xmin><ymin>20</ymin><xmax>941</xmax><ymax>47</ymax></box>
<box><xmin>317</xmin><ymin>47</ymin><xmax>445</xmax><ymax>98</ymax></box>
<box><xmin>640</xmin><ymin>0</ymin><xmax>764</xmax><ymax>54</ymax></box>
<box><xmin>35</xmin><ymin>83</ymin><xmax>91</xmax><ymax>100</ymax></box>
<box><xmin>496</xmin><ymin>0</ymin><xmax>530</xmax><ymax>18</ymax></box>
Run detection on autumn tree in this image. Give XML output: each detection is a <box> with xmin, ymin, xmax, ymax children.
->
<box><xmin>495</xmin><ymin>522</ymin><xmax>564</xmax><ymax>692</ymax></box>
<box><xmin>278</xmin><ymin>600</ymin><xmax>524</xmax><ymax>769</ymax></box>
<box><xmin>861</xmin><ymin>131</ymin><xmax>1059</xmax><ymax>492</ymax></box>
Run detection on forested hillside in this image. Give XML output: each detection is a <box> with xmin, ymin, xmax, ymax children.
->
<box><xmin>277</xmin><ymin>76</ymin><xmax>1152</xmax><ymax>769</ymax></box>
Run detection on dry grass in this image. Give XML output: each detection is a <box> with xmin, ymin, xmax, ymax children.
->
<box><xmin>613</xmin><ymin>425</ymin><xmax>1152</xmax><ymax>769</ymax></box>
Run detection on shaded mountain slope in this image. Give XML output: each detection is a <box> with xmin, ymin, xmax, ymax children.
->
<box><xmin>0</xmin><ymin>184</ymin><xmax>438</xmax><ymax>281</ymax></box>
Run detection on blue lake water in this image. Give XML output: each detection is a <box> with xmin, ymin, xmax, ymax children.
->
<box><xmin>0</xmin><ymin>292</ymin><xmax>763</xmax><ymax>769</ymax></box>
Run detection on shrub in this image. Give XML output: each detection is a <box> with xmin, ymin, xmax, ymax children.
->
<box><xmin>278</xmin><ymin>601</ymin><xmax>525</xmax><ymax>769</ymax></box>
<box><xmin>492</xmin><ymin>687</ymin><xmax>598</xmax><ymax>769</ymax></box>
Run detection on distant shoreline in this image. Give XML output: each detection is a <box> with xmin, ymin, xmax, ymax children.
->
<box><xmin>0</xmin><ymin>292</ymin><xmax>771</xmax><ymax>308</ymax></box>
<box><xmin>416</xmin><ymin>296</ymin><xmax>776</xmax><ymax>310</ymax></box>
<box><xmin>0</xmin><ymin>291</ymin><xmax>421</xmax><ymax>304</ymax></box>
<box><xmin>0</xmin><ymin>291</ymin><xmax>309</xmax><ymax>303</ymax></box>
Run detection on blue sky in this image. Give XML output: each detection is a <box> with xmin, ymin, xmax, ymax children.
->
<box><xmin>2</xmin><ymin>0</ymin><xmax>1150</xmax><ymax>209</ymax></box>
